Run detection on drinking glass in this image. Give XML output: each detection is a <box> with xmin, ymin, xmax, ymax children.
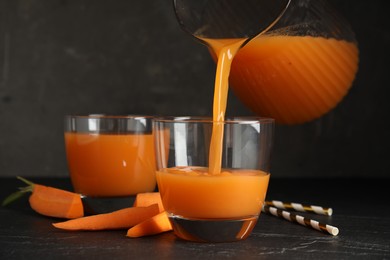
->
<box><xmin>64</xmin><ymin>115</ymin><xmax>156</xmax><ymax>213</ymax></box>
<box><xmin>153</xmin><ymin>116</ymin><xmax>274</xmax><ymax>242</ymax></box>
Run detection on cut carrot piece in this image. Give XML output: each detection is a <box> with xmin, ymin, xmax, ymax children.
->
<box><xmin>53</xmin><ymin>204</ymin><xmax>159</xmax><ymax>231</ymax></box>
<box><xmin>2</xmin><ymin>176</ymin><xmax>84</xmax><ymax>219</ymax></box>
<box><xmin>29</xmin><ymin>184</ymin><xmax>84</xmax><ymax>219</ymax></box>
<box><xmin>126</xmin><ymin>211</ymin><xmax>172</xmax><ymax>238</ymax></box>
<box><xmin>133</xmin><ymin>192</ymin><xmax>164</xmax><ymax>212</ymax></box>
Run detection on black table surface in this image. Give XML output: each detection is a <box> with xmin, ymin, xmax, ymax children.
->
<box><xmin>0</xmin><ymin>177</ymin><xmax>389</xmax><ymax>260</ymax></box>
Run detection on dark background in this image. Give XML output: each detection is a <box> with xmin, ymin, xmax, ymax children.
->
<box><xmin>0</xmin><ymin>0</ymin><xmax>388</xmax><ymax>178</ymax></box>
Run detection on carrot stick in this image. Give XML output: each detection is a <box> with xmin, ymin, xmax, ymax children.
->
<box><xmin>53</xmin><ymin>204</ymin><xmax>160</xmax><ymax>231</ymax></box>
<box><xmin>126</xmin><ymin>211</ymin><xmax>172</xmax><ymax>238</ymax></box>
<box><xmin>133</xmin><ymin>192</ymin><xmax>164</xmax><ymax>212</ymax></box>
<box><xmin>2</xmin><ymin>176</ymin><xmax>84</xmax><ymax>219</ymax></box>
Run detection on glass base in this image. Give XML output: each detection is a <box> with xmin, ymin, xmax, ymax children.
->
<box><xmin>81</xmin><ymin>195</ymin><xmax>136</xmax><ymax>215</ymax></box>
<box><xmin>169</xmin><ymin>214</ymin><xmax>259</xmax><ymax>243</ymax></box>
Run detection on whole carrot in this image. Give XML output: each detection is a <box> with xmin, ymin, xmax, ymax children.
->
<box><xmin>2</xmin><ymin>176</ymin><xmax>84</xmax><ymax>219</ymax></box>
<box><xmin>53</xmin><ymin>204</ymin><xmax>160</xmax><ymax>231</ymax></box>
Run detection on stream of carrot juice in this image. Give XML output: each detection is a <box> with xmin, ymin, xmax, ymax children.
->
<box><xmin>207</xmin><ymin>38</ymin><xmax>247</xmax><ymax>175</ymax></box>
<box><xmin>65</xmin><ymin>133</ymin><xmax>156</xmax><ymax>197</ymax></box>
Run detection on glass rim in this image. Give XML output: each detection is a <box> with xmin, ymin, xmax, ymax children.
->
<box><xmin>153</xmin><ymin>116</ymin><xmax>275</xmax><ymax>124</ymax></box>
<box><xmin>64</xmin><ymin>114</ymin><xmax>155</xmax><ymax>120</ymax></box>
<box><xmin>64</xmin><ymin>114</ymin><xmax>154</xmax><ymax>134</ymax></box>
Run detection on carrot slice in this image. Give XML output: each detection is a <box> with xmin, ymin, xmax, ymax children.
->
<box><xmin>29</xmin><ymin>184</ymin><xmax>84</xmax><ymax>219</ymax></box>
<box><xmin>133</xmin><ymin>192</ymin><xmax>164</xmax><ymax>212</ymax></box>
<box><xmin>2</xmin><ymin>177</ymin><xmax>84</xmax><ymax>219</ymax></box>
<box><xmin>126</xmin><ymin>211</ymin><xmax>172</xmax><ymax>238</ymax></box>
<box><xmin>53</xmin><ymin>204</ymin><xmax>160</xmax><ymax>231</ymax></box>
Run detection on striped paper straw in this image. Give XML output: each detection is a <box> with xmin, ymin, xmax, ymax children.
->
<box><xmin>262</xmin><ymin>205</ymin><xmax>339</xmax><ymax>236</ymax></box>
<box><xmin>265</xmin><ymin>200</ymin><xmax>333</xmax><ymax>216</ymax></box>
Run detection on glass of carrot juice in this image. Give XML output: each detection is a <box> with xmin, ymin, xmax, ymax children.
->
<box><xmin>64</xmin><ymin>115</ymin><xmax>156</xmax><ymax>213</ymax></box>
<box><xmin>153</xmin><ymin>116</ymin><xmax>274</xmax><ymax>242</ymax></box>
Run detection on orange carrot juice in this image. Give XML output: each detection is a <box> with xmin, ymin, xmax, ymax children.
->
<box><xmin>206</xmin><ymin>39</ymin><xmax>247</xmax><ymax>175</ymax></box>
<box><xmin>156</xmin><ymin>167</ymin><xmax>270</xmax><ymax>219</ymax></box>
<box><xmin>65</xmin><ymin>132</ymin><xmax>156</xmax><ymax>197</ymax></box>
<box><xmin>227</xmin><ymin>35</ymin><xmax>359</xmax><ymax>124</ymax></box>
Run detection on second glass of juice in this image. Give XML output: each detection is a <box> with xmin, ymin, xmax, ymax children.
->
<box><xmin>153</xmin><ymin>116</ymin><xmax>274</xmax><ymax>242</ymax></box>
<box><xmin>64</xmin><ymin>115</ymin><xmax>156</xmax><ymax>213</ymax></box>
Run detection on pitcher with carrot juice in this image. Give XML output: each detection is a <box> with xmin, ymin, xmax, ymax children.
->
<box><xmin>64</xmin><ymin>115</ymin><xmax>156</xmax><ymax>213</ymax></box>
<box><xmin>184</xmin><ymin>0</ymin><xmax>359</xmax><ymax>125</ymax></box>
<box><xmin>207</xmin><ymin>0</ymin><xmax>360</xmax><ymax>125</ymax></box>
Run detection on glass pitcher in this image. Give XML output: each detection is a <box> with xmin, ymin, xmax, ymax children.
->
<box><xmin>176</xmin><ymin>0</ymin><xmax>360</xmax><ymax>125</ymax></box>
